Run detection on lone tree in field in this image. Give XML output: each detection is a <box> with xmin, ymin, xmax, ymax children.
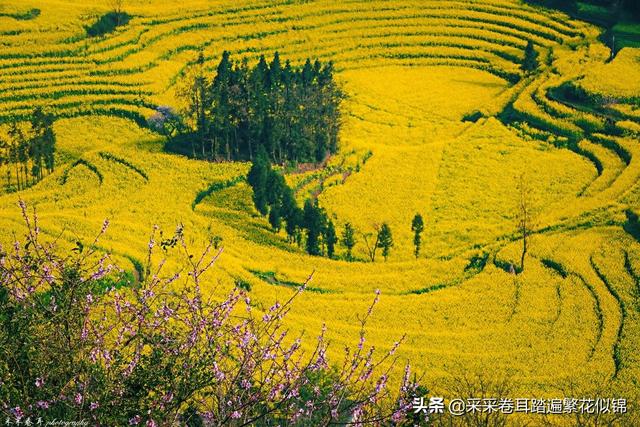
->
<box><xmin>108</xmin><ymin>0</ymin><xmax>126</xmax><ymax>25</ymax></box>
<box><xmin>109</xmin><ymin>0</ymin><xmax>124</xmax><ymax>14</ymax></box>
<box><xmin>341</xmin><ymin>222</ymin><xmax>357</xmax><ymax>260</ymax></box>
<box><xmin>363</xmin><ymin>226</ymin><xmax>381</xmax><ymax>262</ymax></box>
<box><xmin>411</xmin><ymin>213</ymin><xmax>424</xmax><ymax>259</ymax></box>
<box><xmin>377</xmin><ymin>223</ymin><xmax>394</xmax><ymax>262</ymax></box>
<box><xmin>521</xmin><ymin>40</ymin><xmax>539</xmax><ymax>73</ymax></box>
<box><xmin>516</xmin><ymin>173</ymin><xmax>533</xmax><ymax>272</ymax></box>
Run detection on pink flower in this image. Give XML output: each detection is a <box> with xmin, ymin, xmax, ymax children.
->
<box><xmin>231</xmin><ymin>411</ymin><xmax>241</xmax><ymax>419</ymax></box>
<box><xmin>90</xmin><ymin>402</ymin><xmax>99</xmax><ymax>411</ymax></box>
<box><xmin>351</xmin><ymin>405</ymin><xmax>363</xmax><ymax>421</ymax></box>
<box><xmin>75</xmin><ymin>393</ymin><xmax>83</xmax><ymax>405</ymax></box>
<box><xmin>35</xmin><ymin>377</ymin><xmax>44</xmax><ymax>388</ymax></box>
<box><xmin>11</xmin><ymin>406</ymin><xmax>24</xmax><ymax>420</ymax></box>
<box><xmin>375</xmin><ymin>375</ymin><xmax>387</xmax><ymax>393</ymax></box>
<box><xmin>391</xmin><ymin>410</ymin><xmax>405</xmax><ymax>422</ymax></box>
<box><xmin>129</xmin><ymin>415</ymin><xmax>141</xmax><ymax>425</ymax></box>
<box><xmin>81</xmin><ymin>320</ymin><xmax>89</xmax><ymax>341</ymax></box>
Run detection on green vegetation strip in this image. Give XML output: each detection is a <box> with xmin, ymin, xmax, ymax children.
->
<box><xmin>590</xmin><ymin>255</ymin><xmax>625</xmax><ymax>378</ymax></box>
<box><xmin>98</xmin><ymin>152</ymin><xmax>149</xmax><ymax>181</ymax></box>
<box><xmin>192</xmin><ymin>176</ymin><xmax>246</xmax><ymax>210</ymax></box>
<box><xmin>539</xmin><ymin>256</ymin><xmax>606</xmax><ymax>360</ymax></box>
<box><xmin>623</xmin><ymin>251</ymin><xmax>640</xmax><ymax>313</ymax></box>
<box><xmin>249</xmin><ymin>269</ymin><xmax>332</xmax><ymax>294</ymax></box>
<box><xmin>60</xmin><ymin>159</ymin><xmax>103</xmax><ymax>185</ymax></box>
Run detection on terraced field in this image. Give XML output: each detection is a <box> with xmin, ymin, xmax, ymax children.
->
<box><xmin>1</xmin><ymin>0</ymin><xmax>639</xmax><ymax>422</ymax></box>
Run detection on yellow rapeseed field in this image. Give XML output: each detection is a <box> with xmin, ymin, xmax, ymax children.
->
<box><xmin>1</xmin><ymin>0</ymin><xmax>639</xmax><ymax>421</ymax></box>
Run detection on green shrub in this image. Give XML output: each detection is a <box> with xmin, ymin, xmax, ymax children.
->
<box><xmin>85</xmin><ymin>12</ymin><xmax>131</xmax><ymax>37</ymax></box>
<box><xmin>462</xmin><ymin>110</ymin><xmax>484</xmax><ymax>123</ymax></box>
<box><xmin>0</xmin><ymin>8</ymin><xmax>40</xmax><ymax>20</ymax></box>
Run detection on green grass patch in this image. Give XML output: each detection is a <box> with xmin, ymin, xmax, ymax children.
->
<box><xmin>249</xmin><ymin>269</ymin><xmax>331</xmax><ymax>293</ymax></box>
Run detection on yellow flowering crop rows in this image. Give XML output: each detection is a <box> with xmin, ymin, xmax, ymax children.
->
<box><xmin>0</xmin><ymin>0</ymin><xmax>639</xmax><ymax>407</ymax></box>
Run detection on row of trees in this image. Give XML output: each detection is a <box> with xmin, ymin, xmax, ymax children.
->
<box><xmin>247</xmin><ymin>148</ymin><xmax>338</xmax><ymax>257</ymax></box>
<box><xmin>174</xmin><ymin>51</ymin><xmax>343</xmax><ymax>164</ymax></box>
<box><xmin>247</xmin><ymin>156</ymin><xmax>428</xmax><ymax>262</ymax></box>
<box><xmin>0</xmin><ymin>108</ymin><xmax>56</xmax><ymax>191</ymax></box>
<box><xmin>248</xmin><ymin>150</ymin><xmax>430</xmax><ymax>261</ymax></box>
<box><xmin>341</xmin><ymin>214</ymin><xmax>424</xmax><ymax>262</ymax></box>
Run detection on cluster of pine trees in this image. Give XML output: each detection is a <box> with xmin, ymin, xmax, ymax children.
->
<box><xmin>178</xmin><ymin>51</ymin><xmax>343</xmax><ymax>164</ymax></box>
<box><xmin>0</xmin><ymin>107</ymin><xmax>56</xmax><ymax>191</ymax></box>
<box><xmin>247</xmin><ymin>148</ymin><xmax>337</xmax><ymax>257</ymax></box>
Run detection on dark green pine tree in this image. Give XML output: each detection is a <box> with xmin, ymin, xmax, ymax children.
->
<box><xmin>265</xmin><ymin>170</ymin><xmax>285</xmax><ymax>207</ymax></box>
<box><xmin>377</xmin><ymin>223</ymin><xmax>394</xmax><ymax>261</ymax></box>
<box><xmin>341</xmin><ymin>222</ymin><xmax>356</xmax><ymax>261</ymax></box>
<box><xmin>303</xmin><ymin>199</ymin><xmax>323</xmax><ymax>256</ymax></box>
<box><xmin>43</xmin><ymin>121</ymin><xmax>56</xmax><ymax>175</ymax></box>
<box><xmin>280</xmin><ymin>185</ymin><xmax>301</xmax><ymax>242</ymax></box>
<box><xmin>521</xmin><ymin>40</ymin><xmax>539</xmax><ymax>73</ymax></box>
<box><xmin>324</xmin><ymin>220</ymin><xmax>337</xmax><ymax>259</ymax></box>
<box><xmin>285</xmin><ymin>206</ymin><xmax>303</xmax><ymax>244</ymax></box>
<box><xmin>247</xmin><ymin>146</ymin><xmax>270</xmax><ymax>215</ymax></box>
<box><xmin>301</xmin><ymin>58</ymin><xmax>314</xmax><ymax>86</ymax></box>
<box><xmin>30</xmin><ymin>106</ymin><xmax>54</xmax><ymax>182</ymax></box>
<box><xmin>9</xmin><ymin>122</ymin><xmax>29</xmax><ymax>190</ymax></box>
<box><xmin>268</xmin><ymin>202</ymin><xmax>282</xmax><ymax>232</ymax></box>
<box><xmin>213</xmin><ymin>51</ymin><xmax>234</xmax><ymax>160</ymax></box>
<box><xmin>195</xmin><ymin>51</ymin><xmax>210</xmax><ymax>158</ymax></box>
<box><xmin>268</xmin><ymin>51</ymin><xmax>282</xmax><ymax>87</ymax></box>
<box><xmin>280</xmin><ymin>185</ymin><xmax>297</xmax><ymax>220</ymax></box>
<box><xmin>411</xmin><ymin>213</ymin><xmax>424</xmax><ymax>259</ymax></box>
